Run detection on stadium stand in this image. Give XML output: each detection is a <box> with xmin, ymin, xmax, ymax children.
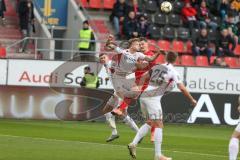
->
<box><xmin>172</xmin><ymin>40</ymin><xmax>185</xmax><ymax>54</ymax></box>
<box><xmin>77</xmin><ymin>0</ymin><xmax>240</xmax><ymax>67</ymax></box>
<box><xmin>0</xmin><ymin>0</ymin><xmax>39</xmax><ymax>59</ymax></box>
<box><xmin>195</xmin><ymin>55</ymin><xmax>209</xmax><ymax>67</ymax></box>
<box><xmin>2</xmin><ymin>0</ymin><xmax>235</xmax><ymax>67</ymax></box>
<box><xmin>181</xmin><ymin>55</ymin><xmax>195</xmax><ymax>66</ymax></box>
<box><xmin>224</xmin><ymin>56</ymin><xmax>238</xmax><ymax>68</ymax></box>
<box><xmin>157</xmin><ymin>39</ymin><xmax>171</xmax><ymax>51</ymax></box>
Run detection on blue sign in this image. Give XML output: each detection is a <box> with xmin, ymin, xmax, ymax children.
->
<box><xmin>34</xmin><ymin>0</ymin><xmax>68</xmax><ymax>28</ymax></box>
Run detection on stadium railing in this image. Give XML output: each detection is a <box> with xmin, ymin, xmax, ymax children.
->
<box><xmin>5</xmin><ymin>37</ymin><xmax>113</xmax><ymax>60</ymax></box>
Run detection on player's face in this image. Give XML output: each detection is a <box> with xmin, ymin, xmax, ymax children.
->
<box><xmin>99</xmin><ymin>54</ymin><xmax>108</xmax><ymax>64</ymax></box>
<box><xmin>140</xmin><ymin>41</ymin><xmax>149</xmax><ymax>53</ymax></box>
<box><xmin>131</xmin><ymin>41</ymin><xmax>140</xmax><ymax>52</ymax></box>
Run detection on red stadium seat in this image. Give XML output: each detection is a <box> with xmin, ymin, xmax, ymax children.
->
<box><xmin>172</xmin><ymin>40</ymin><xmax>184</xmax><ymax>54</ymax></box>
<box><xmin>103</xmin><ymin>0</ymin><xmax>115</xmax><ymax>9</ymax></box>
<box><xmin>195</xmin><ymin>56</ymin><xmax>209</xmax><ymax>67</ymax></box>
<box><xmin>0</xmin><ymin>48</ymin><xmax>6</xmax><ymax>58</ymax></box>
<box><xmin>186</xmin><ymin>41</ymin><xmax>193</xmax><ymax>54</ymax></box>
<box><xmin>148</xmin><ymin>39</ymin><xmax>157</xmax><ymax>51</ymax></box>
<box><xmin>181</xmin><ymin>55</ymin><xmax>195</xmax><ymax>66</ymax></box>
<box><xmin>174</xmin><ymin>56</ymin><xmax>180</xmax><ymax>65</ymax></box>
<box><xmin>155</xmin><ymin>54</ymin><xmax>165</xmax><ymax>64</ymax></box>
<box><xmin>89</xmin><ymin>0</ymin><xmax>102</xmax><ymax>9</ymax></box>
<box><xmin>234</xmin><ymin>44</ymin><xmax>240</xmax><ymax>56</ymax></box>
<box><xmin>79</xmin><ymin>0</ymin><xmax>89</xmax><ymax>8</ymax></box>
<box><xmin>210</xmin><ymin>56</ymin><xmax>216</xmax><ymax>64</ymax></box>
<box><xmin>157</xmin><ymin>40</ymin><xmax>170</xmax><ymax>51</ymax></box>
<box><xmin>224</xmin><ymin>57</ymin><xmax>238</xmax><ymax>68</ymax></box>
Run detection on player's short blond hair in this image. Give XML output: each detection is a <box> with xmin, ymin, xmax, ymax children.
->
<box><xmin>128</xmin><ymin>38</ymin><xmax>140</xmax><ymax>47</ymax></box>
<box><xmin>166</xmin><ymin>52</ymin><xmax>178</xmax><ymax>64</ymax></box>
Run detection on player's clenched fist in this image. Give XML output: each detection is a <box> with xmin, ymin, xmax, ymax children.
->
<box><xmin>191</xmin><ymin>99</ymin><xmax>197</xmax><ymax>107</ymax></box>
<box><xmin>104</xmin><ymin>34</ymin><xmax>117</xmax><ymax>51</ymax></box>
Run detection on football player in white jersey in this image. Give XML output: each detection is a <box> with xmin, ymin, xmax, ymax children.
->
<box><xmin>100</xmin><ymin>53</ymin><xmax>140</xmax><ymax>142</ymax></box>
<box><xmin>106</xmin><ymin>36</ymin><xmax>162</xmax><ymax>102</ymax></box>
<box><xmin>101</xmin><ymin>36</ymin><xmax>162</xmax><ymax>142</ymax></box>
<box><xmin>128</xmin><ymin>52</ymin><xmax>197</xmax><ymax>160</ymax></box>
<box><xmin>229</xmin><ymin>96</ymin><xmax>240</xmax><ymax>160</ymax></box>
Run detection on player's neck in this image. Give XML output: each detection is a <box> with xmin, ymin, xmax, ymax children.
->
<box><xmin>129</xmin><ymin>48</ymin><xmax>136</xmax><ymax>54</ymax></box>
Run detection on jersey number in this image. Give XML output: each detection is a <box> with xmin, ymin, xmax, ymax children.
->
<box><xmin>151</xmin><ymin>69</ymin><xmax>167</xmax><ymax>84</ymax></box>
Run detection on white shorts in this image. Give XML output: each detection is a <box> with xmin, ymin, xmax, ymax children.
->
<box><xmin>140</xmin><ymin>94</ymin><xmax>163</xmax><ymax>120</ymax></box>
<box><xmin>106</xmin><ymin>93</ymin><xmax>121</xmax><ymax>109</ymax></box>
<box><xmin>235</xmin><ymin>122</ymin><xmax>240</xmax><ymax>132</ymax></box>
<box><xmin>111</xmin><ymin>74</ymin><xmax>138</xmax><ymax>99</ymax></box>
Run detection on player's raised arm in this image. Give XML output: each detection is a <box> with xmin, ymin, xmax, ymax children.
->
<box><xmin>135</xmin><ymin>61</ymin><xmax>149</xmax><ymax>70</ymax></box>
<box><xmin>177</xmin><ymin>83</ymin><xmax>197</xmax><ymax>107</ymax></box>
<box><xmin>143</xmin><ymin>48</ymin><xmax>165</xmax><ymax>62</ymax></box>
<box><xmin>165</xmin><ymin>51</ymin><xmax>197</xmax><ymax>107</ymax></box>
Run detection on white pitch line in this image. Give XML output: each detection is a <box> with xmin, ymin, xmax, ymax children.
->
<box><xmin>0</xmin><ymin>134</ymin><xmax>227</xmax><ymax>158</ymax></box>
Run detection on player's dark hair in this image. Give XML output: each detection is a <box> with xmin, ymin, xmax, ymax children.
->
<box><xmin>128</xmin><ymin>38</ymin><xmax>140</xmax><ymax>47</ymax></box>
<box><xmin>139</xmin><ymin>37</ymin><xmax>147</xmax><ymax>42</ymax></box>
<box><xmin>166</xmin><ymin>52</ymin><xmax>178</xmax><ymax>64</ymax></box>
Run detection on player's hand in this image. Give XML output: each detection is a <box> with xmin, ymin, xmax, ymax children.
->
<box><xmin>238</xmin><ymin>105</ymin><xmax>240</xmax><ymax>113</ymax></box>
<box><xmin>154</xmin><ymin>46</ymin><xmax>165</xmax><ymax>55</ymax></box>
<box><xmin>191</xmin><ymin>99</ymin><xmax>197</xmax><ymax>107</ymax></box>
<box><xmin>107</xmin><ymin>34</ymin><xmax>114</xmax><ymax>43</ymax></box>
<box><xmin>105</xmin><ymin>42</ymin><xmax>116</xmax><ymax>51</ymax></box>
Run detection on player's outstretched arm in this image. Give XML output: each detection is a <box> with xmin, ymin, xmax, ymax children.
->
<box><xmin>177</xmin><ymin>83</ymin><xmax>197</xmax><ymax>107</ymax></box>
<box><xmin>135</xmin><ymin>62</ymin><xmax>149</xmax><ymax>70</ymax></box>
<box><xmin>143</xmin><ymin>49</ymin><xmax>165</xmax><ymax>62</ymax></box>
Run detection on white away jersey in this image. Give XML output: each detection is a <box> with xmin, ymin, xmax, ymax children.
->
<box><xmin>110</xmin><ymin>47</ymin><xmax>146</xmax><ymax>75</ymax></box>
<box><xmin>146</xmin><ymin>63</ymin><xmax>181</xmax><ymax>95</ymax></box>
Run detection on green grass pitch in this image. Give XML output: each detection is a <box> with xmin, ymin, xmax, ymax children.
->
<box><xmin>0</xmin><ymin>119</ymin><xmax>238</xmax><ymax>160</ymax></box>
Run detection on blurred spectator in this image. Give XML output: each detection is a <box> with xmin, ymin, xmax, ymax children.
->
<box><xmin>192</xmin><ymin>28</ymin><xmax>213</xmax><ymax>62</ymax></box>
<box><xmin>123</xmin><ymin>11</ymin><xmax>139</xmax><ymax>39</ymax></box>
<box><xmin>197</xmin><ymin>1</ymin><xmax>218</xmax><ymax>30</ymax></box>
<box><xmin>181</xmin><ymin>2</ymin><xmax>199</xmax><ymax>31</ymax></box>
<box><xmin>0</xmin><ymin>0</ymin><xmax>6</xmax><ymax>25</ymax></box>
<box><xmin>18</xmin><ymin>0</ymin><xmax>35</xmax><ymax>53</ymax></box>
<box><xmin>212</xmin><ymin>57</ymin><xmax>229</xmax><ymax>67</ymax></box>
<box><xmin>127</xmin><ymin>0</ymin><xmax>142</xmax><ymax>15</ymax></box>
<box><xmin>220</xmin><ymin>0</ymin><xmax>229</xmax><ymax>20</ymax></box>
<box><xmin>137</xmin><ymin>15</ymin><xmax>149</xmax><ymax>37</ymax></box>
<box><xmin>221</xmin><ymin>14</ymin><xmax>239</xmax><ymax>44</ymax></box>
<box><xmin>237</xmin><ymin>22</ymin><xmax>240</xmax><ymax>43</ymax></box>
<box><xmin>77</xmin><ymin>20</ymin><xmax>95</xmax><ymax>61</ymax></box>
<box><xmin>191</xmin><ymin>0</ymin><xmax>201</xmax><ymax>8</ymax></box>
<box><xmin>205</xmin><ymin>0</ymin><xmax>221</xmax><ymax>16</ymax></box>
<box><xmin>217</xmin><ymin>29</ymin><xmax>236</xmax><ymax>57</ymax></box>
<box><xmin>110</xmin><ymin>0</ymin><xmax>129</xmax><ymax>39</ymax></box>
<box><xmin>80</xmin><ymin>66</ymin><xmax>100</xmax><ymax>89</ymax></box>
<box><xmin>228</xmin><ymin>3</ymin><xmax>239</xmax><ymax>23</ymax></box>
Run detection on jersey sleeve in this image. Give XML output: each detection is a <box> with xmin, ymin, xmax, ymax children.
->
<box><xmin>137</xmin><ymin>52</ymin><xmax>146</xmax><ymax>60</ymax></box>
<box><xmin>114</xmin><ymin>47</ymin><xmax>125</xmax><ymax>54</ymax></box>
<box><xmin>172</xmin><ymin>70</ymin><xmax>182</xmax><ymax>84</ymax></box>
